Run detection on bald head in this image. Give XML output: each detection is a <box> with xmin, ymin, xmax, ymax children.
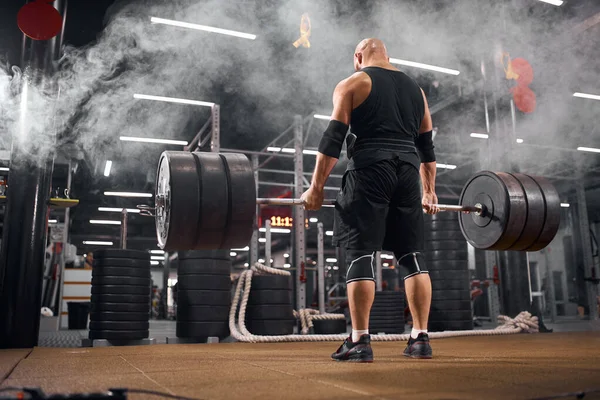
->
<box><xmin>354</xmin><ymin>38</ymin><xmax>389</xmax><ymax>71</ymax></box>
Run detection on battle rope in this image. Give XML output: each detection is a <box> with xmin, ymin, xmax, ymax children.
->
<box><xmin>228</xmin><ymin>263</ymin><xmax>539</xmax><ymax>343</ymax></box>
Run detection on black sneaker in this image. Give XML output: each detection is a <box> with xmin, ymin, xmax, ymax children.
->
<box><xmin>403</xmin><ymin>333</ymin><xmax>433</xmax><ymax>359</ymax></box>
<box><xmin>331</xmin><ymin>334</ymin><xmax>374</xmax><ymax>363</ymax></box>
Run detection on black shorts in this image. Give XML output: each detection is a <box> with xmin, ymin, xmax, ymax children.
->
<box><xmin>332</xmin><ymin>159</ymin><xmax>424</xmax><ymax>255</ymax></box>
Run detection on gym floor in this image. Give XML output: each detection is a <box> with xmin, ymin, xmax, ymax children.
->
<box><xmin>2</xmin><ymin>327</ymin><xmax>600</xmax><ymax>399</ymax></box>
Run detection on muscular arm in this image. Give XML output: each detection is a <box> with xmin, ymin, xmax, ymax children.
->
<box><xmin>418</xmin><ymin>89</ymin><xmax>436</xmax><ymax>195</ymax></box>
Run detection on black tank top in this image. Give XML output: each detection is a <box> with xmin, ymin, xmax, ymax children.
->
<box><xmin>348</xmin><ymin>67</ymin><xmax>425</xmax><ymax>171</ymax></box>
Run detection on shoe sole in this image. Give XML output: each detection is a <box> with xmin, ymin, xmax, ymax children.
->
<box><xmin>334</xmin><ymin>358</ymin><xmax>374</xmax><ymax>363</ymax></box>
<box><xmin>403</xmin><ymin>353</ymin><xmax>432</xmax><ymax>359</ymax></box>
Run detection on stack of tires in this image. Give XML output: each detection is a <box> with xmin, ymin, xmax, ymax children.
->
<box><xmin>245</xmin><ymin>274</ymin><xmax>295</xmax><ymax>335</ymax></box>
<box><xmin>176</xmin><ymin>250</ymin><xmax>232</xmax><ymax>340</ymax></box>
<box><xmin>424</xmin><ymin>212</ymin><xmax>473</xmax><ymax>332</ymax></box>
<box><xmin>90</xmin><ymin>249</ymin><xmax>151</xmax><ymax>341</ymax></box>
<box><xmin>369</xmin><ymin>291</ymin><xmax>405</xmax><ymax>334</ymax></box>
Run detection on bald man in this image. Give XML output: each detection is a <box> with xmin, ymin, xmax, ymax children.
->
<box><xmin>301</xmin><ymin>38</ymin><xmax>438</xmax><ymax>361</ymax></box>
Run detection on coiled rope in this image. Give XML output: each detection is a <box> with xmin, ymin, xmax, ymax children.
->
<box><xmin>228</xmin><ymin>263</ymin><xmax>539</xmax><ymax>343</ymax></box>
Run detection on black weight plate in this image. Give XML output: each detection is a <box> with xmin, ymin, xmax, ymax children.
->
<box><xmin>92</xmin><ymin>267</ymin><xmax>151</xmax><ymax>278</ymax></box>
<box><xmin>428</xmin><ymin>320</ymin><xmax>473</xmax><ymax>332</ymax></box>
<box><xmin>91</xmin><ymin>294</ymin><xmax>150</xmax><ymax>304</ymax></box>
<box><xmin>245</xmin><ymin>305</ymin><xmax>294</xmax><ymax>320</ymax></box>
<box><xmin>369</xmin><ymin>322</ymin><xmax>405</xmax><ymax>330</ymax></box>
<box><xmin>425</xmin><ymin>240</ymin><xmax>467</xmax><ymax>251</ymax></box>
<box><xmin>90</xmin><ymin>312</ymin><xmax>149</xmax><ymax>322</ymax></box>
<box><xmin>178</xmin><ymin>259</ymin><xmax>231</xmax><ymax>276</ymax></box>
<box><xmin>427</xmin><ymin>220</ymin><xmax>462</xmax><ymax>232</ymax></box>
<box><xmin>89</xmin><ymin>321</ymin><xmax>150</xmax><ymax>331</ymax></box>
<box><xmin>93</xmin><ymin>258</ymin><xmax>150</xmax><ymax>269</ymax></box>
<box><xmin>458</xmin><ymin>171</ymin><xmax>527</xmax><ymax>251</ymax></box>
<box><xmin>429</xmin><ymin>310</ymin><xmax>473</xmax><ymax>320</ymax></box>
<box><xmin>526</xmin><ymin>175</ymin><xmax>560</xmax><ymax>251</ymax></box>
<box><xmin>91</xmin><ymin>285</ymin><xmax>150</xmax><ymax>295</ymax></box>
<box><xmin>177</xmin><ymin>306</ymin><xmax>230</xmax><ymax>322</ymax></box>
<box><xmin>423</xmin><ymin>212</ymin><xmax>460</xmax><ymax>222</ymax></box>
<box><xmin>245</xmin><ymin>319</ymin><xmax>295</xmax><ymax>335</ymax></box>
<box><xmin>370</xmin><ymin>306</ymin><xmax>404</xmax><ymax>314</ymax></box>
<box><xmin>507</xmin><ymin>173</ymin><xmax>547</xmax><ymax>251</ymax></box>
<box><xmin>193</xmin><ymin>152</ymin><xmax>229</xmax><ymax>250</ymax></box>
<box><xmin>424</xmin><ymin>230</ymin><xmax>466</xmax><ymax>241</ymax></box>
<box><xmin>250</xmin><ymin>275</ymin><xmax>292</xmax><ymax>290</ymax></box>
<box><xmin>176</xmin><ymin>274</ymin><xmax>231</xmax><ymax>291</ymax></box>
<box><xmin>430</xmin><ymin>300</ymin><xmax>472</xmax><ymax>311</ymax></box>
<box><xmin>431</xmin><ymin>290</ymin><xmax>471</xmax><ymax>301</ymax></box>
<box><xmin>426</xmin><ymin>260</ymin><xmax>469</xmax><ymax>271</ymax></box>
<box><xmin>156</xmin><ymin>151</ymin><xmax>201</xmax><ymax>251</ymax></box>
<box><xmin>370</xmin><ymin>327</ymin><xmax>405</xmax><ymax>334</ymax></box>
<box><xmin>91</xmin><ymin>302</ymin><xmax>150</xmax><ymax>313</ymax></box>
<box><xmin>220</xmin><ymin>153</ymin><xmax>256</xmax><ymax>249</ymax></box>
<box><xmin>428</xmin><ymin>269</ymin><xmax>469</xmax><ymax>281</ymax></box>
<box><xmin>176</xmin><ymin>321</ymin><xmax>230</xmax><ymax>338</ymax></box>
<box><xmin>89</xmin><ymin>330</ymin><xmax>149</xmax><ymax>340</ymax></box>
<box><xmin>248</xmin><ymin>289</ymin><xmax>293</xmax><ymax>305</ymax></box>
<box><xmin>370</xmin><ymin>317</ymin><xmax>405</xmax><ymax>325</ymax></box>
<box><xmin>177</xmin><ymin>290</ymin><xmax>231</xmax><ymax>307</ymax></box>
<box><xmin>93</xmin><ymin>249</ymin><xmax>150</xmax><ymax>260</ymax></box>
<box><xmin>425</xmin><ymin>250</ymin><xmax>468</xmax><ymax>262</ymax></box>
<box><xmin>430</xmin><ymin>279</ymin><xmax>469</xmax><ymax>291</ymax></box>
<box><xmin>312</xmin><ymin>319</ymin><xmax>347</xmax><ymax>334</ymax></box>
<box><xmin>91</xmin><ymin>276</ymin><xmax>151</xmax><ymax>287</ymax></box>
<box><xmin>178</xmin><ymin>250</ymin><xmax>231</xmax><ymax>261</ymax></box>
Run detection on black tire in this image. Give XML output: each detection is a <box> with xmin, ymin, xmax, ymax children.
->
<box><xmin>176</xmin><ymin>274</ymin><xmax>232</xmax><ymax>291</ymax></box>
<box><xmin>91</xmin><ymin>276</ymin><xmax>151</xmax><ymax>287</ymax></box>
<box><xmin>91</xmin><ymin>294</ymin><xmax>150</xmax><ymax>304</ymax></box>
<box><xmin>90</xmin><ymin>302</ymin><xmax>150</xmax><ymax>313</ymax></box>
<box><xmin>90</xmin><ymin>312</ymin><xmax>149</xmax><ymax>322</ymax></box>
<box><xmin>247</xmin><ymin>289</ymin><xmax>293</xmax><ymax>305</ymax></box>
<box><xmin>245</xmin><ymin>305</ymin><xmax>294</xmax><ymax>320</ymax></box>
<box><xmin>424</xmin><ymin>230</ymin><xmax>466</xmax><ymax>241</ymax></box>
<box><xmin>93</xmin><ymin>249</ymin><xmax>150</xmax><ymax>260</ymax></box>
<box><xmin>430</xmin><ymin>279</ymin><xmax>469</xmax><ymax>291</ymax></box>
<box><xmin>177</xmin><ymin>290</ymin><xmax>231</xmax><ymax>307</ymax></box>
<box><xmin>250</xmin><ymin>275</ymin><xmax>292</xmax><ymax>290</ymax></box>
<box><xmin>428</xmin><ymin>269</ymin><xmax>469</xmax><ymax>281</ymax></box>
<box><xmin>427</xmin><ymin>221</ymin><xmax>462</xmax><ymax>231</ymax></box>
<box><xmin>178</xmin><ymin>259</ymin><xmax>231</xmax><ymax>276</ymax></box>
<box><xmin>245</xmin><ymin>319</ymin><xmax>295</xmax><ymax>335</ymax></box>
<box><xmin>177</xmin><ymin>306</ymin><xmax>230</xmax><ymax>322</ymax></box>
<box><xmin>429</xmin><ymin>310</ymin><xmax>473</xmax><ymax>320</ymax></box>
<box><xmin>425</xmin><ymin>250</ymin><xmax>468</xmax><ymax>262</ymax></box>
<box><xmin>89</xmin><ymin>330</ymin><xmax>149</xmax><ymax>340</ymax></box>
<box><xmin>431</xmin><ymin>290</ymin><xmax>471</xmax><ymax>301</ymax></box>
<box><xmin>313</xmin><ymin>319</ymin><xmax>347</xmax><ymax>334</ymax></box>
<box><xmin>425</xmin><ymin>241</ymin><xmax>467</xmax><ymax>251</ymax></box>
<box><xmin>93</xmin><ymin>258</ymin><xmax>150</xmax><ymax>269</ymax></box>
<box><xmin>430</xmin><ymin>300</ymin><xmax>472</xmax><ymax>311</ymax></box>
<box><xmin>178</xmin><ymin>250</ymin><xmax>231</xmax><ymax>261</ymax></box>
<box><xmin>176</xmin><ymin>321</ymin><xmax>230</xmax><ymax>338</ymax></box>
<box><xmin>89</xmin><ymin>321</ymin><xmax>150</xmax><ymax>331</ymax></box>
<box><xmin>92</xmin><ymin>267</ymin><xmax>151</xmax><ymax>278</ymax></box>
<box><xmin>428</xmin><ymin>320</ymin><xmax>474</xmax><ymax>332</ymax></box>
<box><xmin>91</xmin><ymin>285</ymin><xmax>151</xmax><ymax>295</ymax></box>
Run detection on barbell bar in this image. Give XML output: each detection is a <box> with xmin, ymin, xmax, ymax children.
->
<box><xmin>145</xmin><ymin>151</ymin><xmax>561</xmax><ymax>253</ymax></box>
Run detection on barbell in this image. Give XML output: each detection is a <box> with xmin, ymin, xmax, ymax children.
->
<box><xmin>142</xmin><ymin>151</ymin><xmax>560</xmax><ymax>253</ymax></box>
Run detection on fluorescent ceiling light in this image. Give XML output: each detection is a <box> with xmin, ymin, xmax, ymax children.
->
<box><xmin>0</xmin><ymin>167</ymin><xmax>9</xmax><ymax>172</ymax></box>
<box><xmin>258</xmin><ymin>258</ymin><xmax>265</xmax><ymax>263</ymax></box>
<box><xmin>150</xmin><ymin>250</ymin><xmax>165</xmax><ymax>254</ymax></box>
<box><xmin>577</xmin><ymin>147</ymin><xmax>600</xmax><ymax>153</ymax></box>
<box><xmin>470</xmin><ymin>133</ymin><xmax>489</xmax><ymax>139</ymax></box>
<box><xmin>332</xmin><ymin>266</ymin><xmax>339</xmax><ymax>270</ymax></box>
<box><xmin>437</xmin><ymin>163</ymin><xmax>457</xmax><ymax>170</ymax></box>
<box><xmin>151</xmin><ymin>255</ymin><xmax>164</xmax><ymax>260</ymax></box>
<box><xmin>259</xmin><ymin>238</ymin><xmax>266</xmax><ymax>243</ymax></box>
<box><xmin>259</xmin><ymin>227</ymin><xmax>291</xmax><ymax>233</ymax></box>
<box><xmin>381</xmin><ymin>254</ymin><xmax>394</xmax><ymax>260</ymax></box>
<box><xmin>150</xmin><ymin>17</ymin><xmax>257</xmax><ymax>40</ymax></box>
<box><xmin>133</xmin><ymin>93</ymin><xmax>215</xmax><ymax>107</ymax></box>
<box><xmin>266</xmin><ymin>147</ymin><xmax>318</xmax><ymax>156</ymax></box>
<box><xmin>383</xmin><ymin>263</ymin><xmax>389</xmax><ymax>267</ymax></box>
<box><xmin>538</xmin><ymin>0</ymin><xmax>564</xmax><ymax>5</ymax></box>
<box><xmin>560</xmin><ymin>203</ymin><xmax>570</xmax><ymax>208</ymax></box>
<box><xmin>104</xmin><ymin>191</ymin><xmax>152</xmax><ymax>198</ymax></box>
<box><xmin>151</xmin><ymin>260</ymin><xmax>160</xmax><ymax>266</ymax></box>
<box><xmin>573</xmin><ymin>92</ymin><xmax>600</xmax><ymax>101</ymax></box>
<box><xmin>389</xmin><ymin>58</ymin><xmax>460</xmax><ymax>75</ymax></box>
<box><xmin>284</xmin><ymin>253</ymin><xmax>290</xmax><ymax>258</ymax></box>
<box><xmin>104</xmin><ymin>160</ymin><xmax>112</xmax><ymax>177</ymax></box>
<box><xmin>244</xmin><ymin>263</ymin><xmax>249</xmax><ymax>267</ymax></box>
<box><xmin>313</xmin><ymin>114</ymin><xmax>330</xmax><ymax>120</ymax></box>
<box><xmin>309</xmin><ymin>217</ymin><xmax>318</xmax><ymax>223</ymax></box>
<box><xmin>232</xmin><ymin>246</ymin><xmax>249</xmax><ymax>251</ymax></box>
<box><xmin>230</xmin><ymin>252</ymin><xmax>237</xmax><ymax>257</ymax></box>
<box><xmin>283</xmin><ymin>263</ymin><xmax>291</xmax><ymax>268</ymax></box>
<box><xmin>120</xmin><ymin>136</ymin><xmax>188</xmax><ymax>146</ymax></box>
<box><xmin>326</xmin><ymin>258</ymin><xmax>337</xmax><ymax>263</ymax></box>
<box><xmin>48</xmin><ymin>219</ymin><xmax>58</xmax><ymax>224</ymax></box>
<box><xmin>516</xmin><ymin>138</ymin><xmax>524</xmax><ymax>144</ymax></box>
<box><xmin>82</xmin><ymin>241</ymin><xmax>113</xmax><ymax>246</ymax></box>
<box><xmin>325</xmin><ymin>230</ymin><xmax>333</xmax><ymax>236</ymax></box>
<box><xmin>98</xmin><ymin>207</ymin><xmax>141</xmax><ymax>214</ymax></box>
<box><xmin>89</xmin><ymin>220</ymin><xmax>121</xmax><ymax>225</ymax></box>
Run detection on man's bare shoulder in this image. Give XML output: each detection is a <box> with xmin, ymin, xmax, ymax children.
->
<box><xmin>337</xmin><ymin>72</ymin><xmax>370</xmax><ymax>92</ymax></box>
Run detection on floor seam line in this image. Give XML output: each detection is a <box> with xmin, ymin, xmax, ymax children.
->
<box><xmin>118</xmin><ymin>355</ymin><xmax>176</xmax><ymax>396</ymax></box>
<box><xmin>1</xmin><ymin>349</ymin><xmax>34</xmax><ymax>384</ymax></box>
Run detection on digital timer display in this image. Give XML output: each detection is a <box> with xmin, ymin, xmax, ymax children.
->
<box><xmin>270</xmin><ymin>216</ymin><xmax>293</xmax><ymax>227</ymax></box>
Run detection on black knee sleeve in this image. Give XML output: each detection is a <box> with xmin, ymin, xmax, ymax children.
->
<box><xmin>395</xmin><ymin>252</ymin><xmax>428</xmax><ymax>280</ymax></box>
<box><xmin>345</xmin><ymin>249</ymin><xmax>375</xmax><ymax>284</ymax></box>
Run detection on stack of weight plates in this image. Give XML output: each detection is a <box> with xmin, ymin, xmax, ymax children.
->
<box><xmin>176</xmin><ymin>250</ymin><xmax>232</xmax><ymax>339</ymax></box>
<box><xmin>245</xmin><ymin>274</ymin><xmax>295</xmax><ymax>335</ymax></box>
<box><xmin>369</xmin><ymin>291</ymin><xmax>405</xmax><ymax>334</ymax></box>
<box><xmin>424</xmin><ymin>212</ymin><xmax>473</xmax><ymax>332</ymax></box>
<box><xmin>90</xmin><ymin>249</ymin><xmax>151</xmax><ymax>341</ymax></box>
<box><xmin>313</xmin><ymin>317</ymin><xmax>347</xmax><ymax>334</ymax></box>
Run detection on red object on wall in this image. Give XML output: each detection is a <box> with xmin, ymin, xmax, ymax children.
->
<box><xmin>511</xmin><ymin>85</ymin><xmax>537</xmax><ymax>114</ymax></box>
<box><xmin>17</xmin><ymin>1</ymin><xmax>63</xmax><ymax>41</ymax></box>
<box><xmin>502</xmin><ymin>52</ymin><xmax>536</xmax><ymax>114</ymax></box>
<box><xmin>510</xmin><ymin>58</ymin><xmax>534</xmax><ymax>86</ymax></box>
